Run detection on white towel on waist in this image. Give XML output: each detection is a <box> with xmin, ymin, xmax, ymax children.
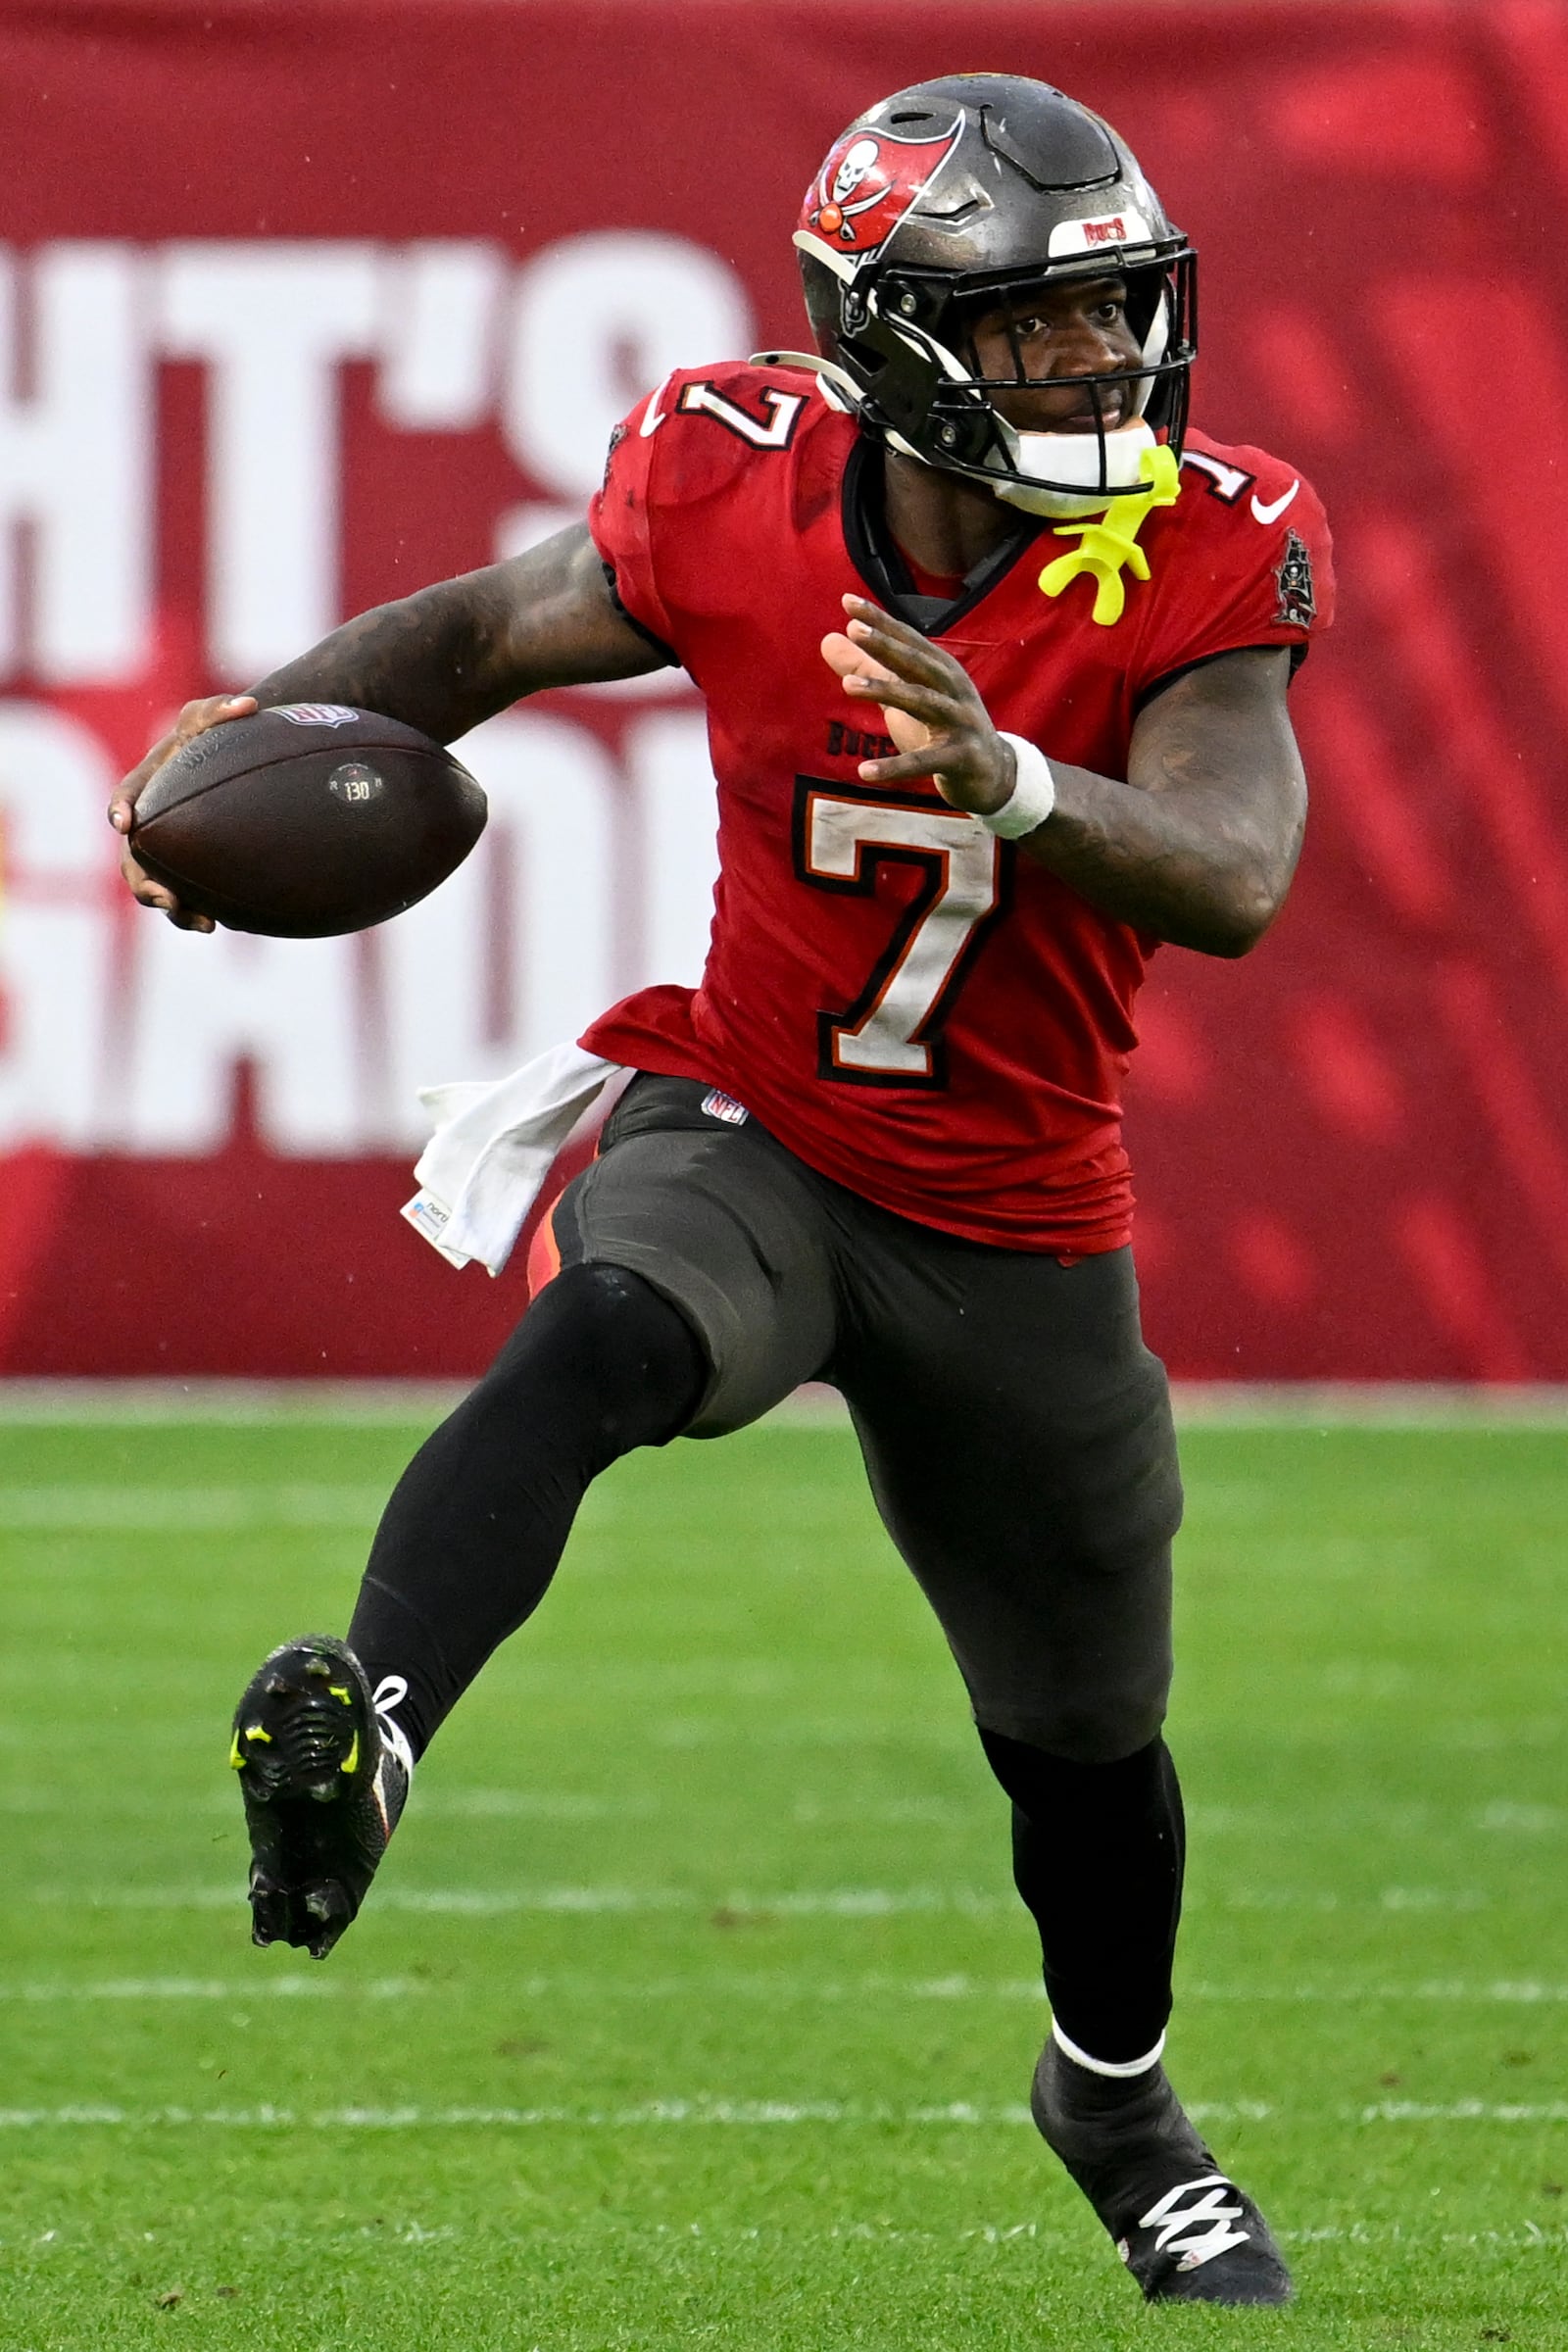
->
<box><xmin>400</xmin><ymin>1040</ymin><xmax>623</xmax><ymax>1276</ymax></box>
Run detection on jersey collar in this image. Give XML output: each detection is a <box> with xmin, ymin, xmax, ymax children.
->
<box><xmin>841</xmin><ymin>437</ymin><xmax>1047</xmax><ymax>638</ymax></box>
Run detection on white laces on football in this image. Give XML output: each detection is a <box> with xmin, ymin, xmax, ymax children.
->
<box><xmin>1138</xmin><ymin>2176</ymin><xmax>1250</xmax><ymax>2271</ymax></box>
<box><xmin>371</xmin><ymin>1674</ymin><xmax>416</xmax><ymax>1785</ymax></box>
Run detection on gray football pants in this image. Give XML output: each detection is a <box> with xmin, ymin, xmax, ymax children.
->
<box><xmin>550</xmin><ymin>1074</ymin><xmax>1184</xmax><ymax>1762</ymax></box>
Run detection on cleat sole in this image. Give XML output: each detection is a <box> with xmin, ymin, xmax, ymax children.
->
<box><xmin>229</xmin><ymin>1635</ymin><xmax>408</xmax><ymax>1963</ymax></box>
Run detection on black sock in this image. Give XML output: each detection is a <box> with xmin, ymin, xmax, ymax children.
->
<box><xmin>979</xmin><ymin>1727</ymin><xmax>1186</xmax><ymax>2068</ymax></box>
<box><xmin>347</xmin><ymin>1263</ymin><xmax>707</xmax><ymax>1759</ymax></box>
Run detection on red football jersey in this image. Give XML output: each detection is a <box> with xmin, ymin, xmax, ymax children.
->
<box><xmin>583</xmin><ymin>364</ymin><xmax>1333</xmax><ymax>1251</ymax></box>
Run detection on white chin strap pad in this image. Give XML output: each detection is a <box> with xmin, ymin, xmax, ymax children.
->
<box><xmin>993</xmin><ymin>420</ymin><xmax>1157</xmax><ymax>518</ymax></box>
<box><xmin>1015</xmin><ymin>419</ymin><xmax>1156</xmax><ymax>491</ymax></box>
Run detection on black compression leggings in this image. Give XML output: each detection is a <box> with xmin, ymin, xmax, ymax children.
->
<box><xmin>981</xmin><ymin>1727</ymin><xmax>1186</xmax><ymax>2066</ymax></box>
<box><xmin>347</xmin><ymin>1257</ymin><xmax>1183</xmax><ymax>2065</ymax></box>
<box><xmin>348</xmin><ymin>1263</ymin><xmax>706</xmax><ymax>1759</ymax></box>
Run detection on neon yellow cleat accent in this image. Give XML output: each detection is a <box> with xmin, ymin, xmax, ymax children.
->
<box><xmin>340</xmin><ymin>1732</ymin><xmax>360</xmax><ymax>1775</ymax></box>
<box><xmin>228</xmin><ymin>1732</ymin><xmax>245</xmax><ymax>1771</ymax></box>
<box><xmin>244</xmin><ymin>1721</ymin><xmax>272</xmax><ymax>1743</ymax></box>
<box><xmin>327</xmin><ymin>1685</ymin><xmax>353</xmax><ymax>1704</ymax></box>
<box><xmin>1037</xmin><ymin>443</ymin><xmax>1182</xmax><ymax>626</ymax></box>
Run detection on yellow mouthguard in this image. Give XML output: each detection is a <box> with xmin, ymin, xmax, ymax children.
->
<box><xmin>1037</xmin><ymin>443</ymin><xmax>1182</xmax><ymax>626</ymax></box>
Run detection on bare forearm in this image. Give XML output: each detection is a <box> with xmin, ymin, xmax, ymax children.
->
<box><xmin>113</xmin><ymin>525</ymin><xmax>662</xmax><ymax>925</ymax></box>
<box><xmin>246</xmin><ymin>571</ymin><xmax>526</xmax><ymax>742</ymax></box>
<box><xmin>246</xmin><ymin>527</ymin><xmax>662</xmax><ymax>743</ymax></box>
<box><xmin>1018</xmin><ymin>652</ymin><xmax>1307</xmax><ymax>956</ymax></box>
<box><xmin>1024</xmin><ymin>757</ymin><xmax>1304</xmax><ymax>956</ymax></box>
<box><xmin>823</xmin><ymin>612</ymin><xmax>1306</xmax><ymax>960</ymax></box>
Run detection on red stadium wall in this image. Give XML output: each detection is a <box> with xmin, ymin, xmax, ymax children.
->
<box><xmin>1</xmin><ymin>0</ymin><xmax>1565</xmax><ymax>1381</ymax></box>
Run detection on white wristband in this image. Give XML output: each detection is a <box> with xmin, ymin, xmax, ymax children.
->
<box><xmin>984</xmin><ymin>734</ymin><xmax>1057</xmax><ymax>838</ymax></box>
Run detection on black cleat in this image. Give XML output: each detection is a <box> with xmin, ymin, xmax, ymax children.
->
<box><xmin>228</xmin><ymin>1636</ymin><xmax>411</xmax><ymax>1959</ymax></box>
<box><xmin>1031</xmin><ymin>2037</ymin><xmax>1293</xmax><ymax>2305</ymax></box>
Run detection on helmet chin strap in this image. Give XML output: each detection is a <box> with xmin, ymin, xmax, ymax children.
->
<box><xmin>753</xmin><ymin>340</ymin><xmax>1180</xmax><ymax>624</ymax></box>
<box><xmin>752</xmin><ymin>346</ymin><xmax>940</xmax><ymax>471</ymax></box>
<box><xmin>758</xmin><ymin>343</ymin><xmax>1159</xmax><ymax>519</ymax></box>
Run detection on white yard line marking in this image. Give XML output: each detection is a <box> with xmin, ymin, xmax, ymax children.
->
<box><xmin>32</xmin><ymin>1882</ymin><xmax>1515</xmax><ymax>1919</ymax></box>
<box><xmin>1363</xmin><ymin>2102</ymin><xmax>1568</xmax><ymax>2123</ymax></box>
<box><xmin>0</xmin><ymin>1485</ymin><xmax>389</xmax><ymax>1531</ymax></box>
<box><xmin>0</xmin><ymin>2098</ymin><xmax>1268</xmax><ymax>2132</ymax></box>
<box><xmin>6</xmin><ymin>1788</ymin><xmax>1559</xmax><ymax>1840</ymax></box>
<box><xmin>4</xmin><ymin>1789</ymin><xmax>665</xmax><ymax>1822</ymax></box>
<box><xmin>1</xmin><ymin>2096</ymin><xmax>1561</xmax><ymax>2132</ymax></box>
<box><xmin>12</xmin><ymin>1971</ymin><xmax>1568</xmax><ymax>2008</ymax></box>
<box><xmin>1189</xmin><ymin>1980</ymin><xmax>1568</xmax><ymax>2004</ymax></box>
<box><xmin>1202</xmin><ymin>1887</ymin><xmax>1492</xmax><ymax>1913</ymax></box>
<box><xmin>415</xmin><ymin>1790</ymin><xmax>663</xmax><ymax>1821</ymax></box>
<box><xmin>0</xmin><ymin>1977</ymin><xmax>420</xmax><ymax>2003</ymax></box>
<box><xmin>1474</xmin><ymin>1802</ymin><xmax>1563</xmax><ymax>1833</ymax></box>
<box><xmin>1169</xmin><ymin>1381</ymin><xmax>1568</xmax><ymax>1426</ymax></box>
<box><xmin>0</xmin><ymin>1383</ymin><xmax>468</xmax><ymax>1425</ymax></box>
<box><xmin>33</xmin><ymin>1886</ymin><xmax>1014</xmax><ymax>1916</ymax></box>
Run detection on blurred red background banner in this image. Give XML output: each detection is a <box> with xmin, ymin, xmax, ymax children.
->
<box><xmin>2</xmin><ymin>0</ymin><xmax>1566</xmax><ymax>1382</ymax></box>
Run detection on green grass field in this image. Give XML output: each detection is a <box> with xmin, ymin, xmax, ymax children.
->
<box><xmin>1</xmin><ymin>1406</ymin><xmax>1565</xmax><ymax>2349</ymax></box>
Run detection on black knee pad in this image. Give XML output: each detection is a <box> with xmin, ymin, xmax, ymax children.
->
<box><xmin>480</xmin><ymin>1262</ymin><xmax>708</xmax><ymax>1458</ymax></box>
<box><xmin>1008</xmin><ymin>1663</ymin><xmax>1172</xmax><ymax>1766</ymax></box>
<box><xmin>979</xmin><ymin>1725</ymin><xmax>1179</xmax><ymax>1821</ymax></box>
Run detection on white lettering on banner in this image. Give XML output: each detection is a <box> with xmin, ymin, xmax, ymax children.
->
<box><xmin>158</xmin><ymin>244</ymin><xmax>382</xmax><ymax>678</ymax></box>
<box><xmin>0</xmin><ymin>247</ymin><xmax>151</xmax><ymax>682</ymax></box>
<box><xmin>0</xmin><ymin>232</ymin><xmax>745</xmax><ymax>695</ymax></box>
<box><xmin>627</xmin><ymin>709</ymin><xmax>720</xmax><ymax>989</ymax></box>
<box><xmin>375</xmin><ymin>242</ymin><xmax>507</xmax><ymax>432</ymax></box>
<box><xmin>0</xmin><ymin>703</ymin><xmax>115</xmax><ymax>1145</ymax></box>
<box><xmin>0</xmin><ymin>231</ymin><xmax>748</xmax><ymax>1157</ymax></box>
<box><xmin>0</xmin><ymin>701</ymin><xmax>720</xmax><ymax>1156</ymax></box>
<box><xmin>495</xmin><ymin>233</ymin><xmax>750</xmax><ymax>703</ymax></box>
<box><xmin>502</xmin><ymin>231</ymin><xmax>753</xmax><ymax>504</ymax></box>
<box><xmin>374</xmin><ymin>712</ymin><xmax>618</xmax><ymax>1148</ymax></box>
<box><xmin>122</xmin><ymin>928</ymin><xmax>364</xmax><ymax>1154</ymax></box>
<box><xmin>494</xmin><ymin>502</ymin><xmax>584</xmax><ymax>560</ymax></box>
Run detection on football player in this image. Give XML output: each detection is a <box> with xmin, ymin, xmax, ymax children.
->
<box><xmin>113</xmin><ymin>75</ymin><xmax>1331</xmax><ymax>2306</ymax></box>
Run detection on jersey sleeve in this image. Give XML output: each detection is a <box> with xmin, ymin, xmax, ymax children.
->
<box><xmin>586</xmin><ymin>385</ymin><xmax>681</xmax><ymax>658</ymax></box>
<box><xmin>1133</xmin><ymin>457</ymin><xmax>1335</xmax><ymax>697</ymax></box>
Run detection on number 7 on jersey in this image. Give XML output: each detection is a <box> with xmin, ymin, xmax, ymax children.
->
<box><xmin>794</xmin><ymin>782</ymin><xmax>1004</xmax><ymax>1087</ymax></box>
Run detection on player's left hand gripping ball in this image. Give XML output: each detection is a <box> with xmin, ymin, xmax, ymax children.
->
<box><xmin>820</xmin><ymin>594</ymin><xmax>1013</xmax><ymax>817</ymax></box>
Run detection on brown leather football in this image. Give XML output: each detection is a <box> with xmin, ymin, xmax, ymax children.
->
<box><xmin>129</xmin><ymin>704</ymin><xmax>488</xmax><ymax>937</ymax></box>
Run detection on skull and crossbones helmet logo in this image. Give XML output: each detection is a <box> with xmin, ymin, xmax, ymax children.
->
<box><xmin>804</xmin><ymin>122</ymin><xmax>965</xmax><ymax>253</ymax></box>
<box><xmin>831</xmin><ymin>137</ymin><xmax>880</xmax><ymax>207</ymax></box>
<box><xmin>812</xmin><ymin>135</ymin><xmax>889</xmax><ymax>239</ymax></box>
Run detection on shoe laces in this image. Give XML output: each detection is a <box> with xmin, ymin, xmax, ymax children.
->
<box><xmin>371</xmin><ymin>1674</ymin><xmax>416</xmax><ymax>1788</ymax></box>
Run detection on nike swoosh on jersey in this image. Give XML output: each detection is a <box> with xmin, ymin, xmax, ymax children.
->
<box><xmin>1250</xmin><ymin>481</ymin><xmax>1300</xmax><ymax>525</ymax></box>
<box><xmin>640</xmin><ymin>371</ymin><xmax>678</xmax><ymax>437</ymax></box>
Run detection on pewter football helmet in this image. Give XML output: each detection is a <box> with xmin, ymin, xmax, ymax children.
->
<box><xmin>790</xmin><ymin>74</ymin><xmax>1197</xmax><ymax>510</ymax></box>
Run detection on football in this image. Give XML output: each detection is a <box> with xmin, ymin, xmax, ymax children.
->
<box><xmin>129</xmin><ymin>703</ymin><xmax>489</xmax><ymax>937</ymax></box>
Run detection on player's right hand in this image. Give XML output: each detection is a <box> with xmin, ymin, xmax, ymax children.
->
<box><xmin>109</xmin><ymin>695</ymin><xmax>258</xmax><ymax>931</ymax></box>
